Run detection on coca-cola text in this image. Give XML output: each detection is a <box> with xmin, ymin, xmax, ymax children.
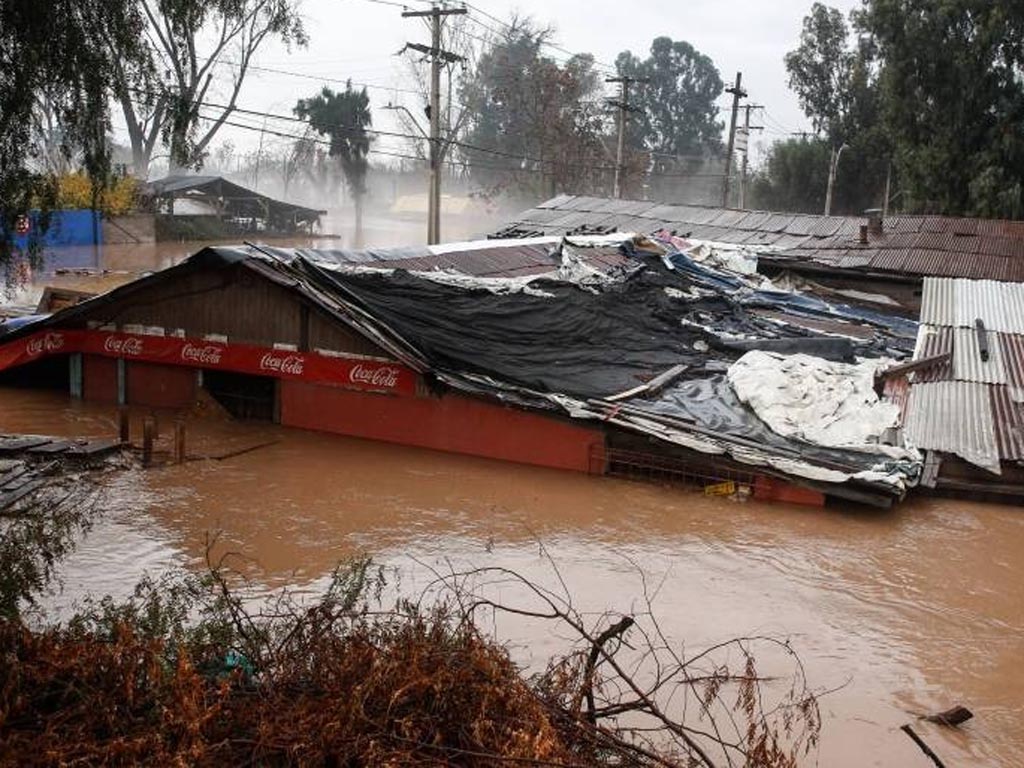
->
<box><xmin>349</xmin><ymin>363</ymin><xmax>401</xmax><ymax>389</ymax></box>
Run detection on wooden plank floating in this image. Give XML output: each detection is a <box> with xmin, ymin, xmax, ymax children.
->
<box><xmin>0</xmin><ymin>435</ymin><xmax>123</xmax><ymax>515</ymax></box>
<box><xmin>0</xmin><ymin>434</ymin><xmax>121</xmax><ymax>459</ymax></box>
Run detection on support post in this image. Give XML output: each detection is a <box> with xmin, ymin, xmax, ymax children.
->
<box><xmin>118</xmin><ymin>408</ymin><xmax>130</xmax><ymax>444</ymax></box>
<box><xmin>142</xmin><ymin>416</ymin><xmax>154</xmax><ymax>467</ymax></box>
<box><xmin>174</xmin><ymin>420</ymin><xmax>186</xmax><ymax>464</ymax></box>
<box><xmin>721</xmin><ymin>72</ymin><xmax>746</xmax><ymax>208</ymax></box>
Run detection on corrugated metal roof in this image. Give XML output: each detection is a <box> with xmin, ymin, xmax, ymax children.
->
<box><xmin>990</xmin><ymin>387</ymin><xmax>1024</xmax><ymax>461</ymax></box>
<box><xmin>907</xmin><ymin>277</ymin><xmax>1024</xmax><ymax>468</ymax></box>
<box><xmin>904</xmin><ymin>381</ymin><xmax>1001</xmax><ymax>473</ymax></box>
<box><xmin>952</xmin><ymin>327</ymin><xmax>1007</xmax><ymax>384</ymax></box>
<box><xmin>494</xmin><ymin>195</ymin><xmax>1024</xmax><ymax>283</ymax></box>
<box><xmin>919</xmin><ymin>278</ymin><xmax>1024</xmax><ymax>332</ymax></box>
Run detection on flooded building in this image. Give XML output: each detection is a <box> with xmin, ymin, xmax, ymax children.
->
<box><xmin>0</xmin><ymin>235</ymin><xmax>922</xmax><ymax>508</ymax></box>
<box><xmin>142</xmin><ymin>175</ymin><xmax>326</xmax><ymax>238</ymax></box>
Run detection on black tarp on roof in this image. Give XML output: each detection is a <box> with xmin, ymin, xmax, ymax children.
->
<box><xmin>271</xmin><ymin>244</ymin><xmax>911</xmax><ymax>401</ymax></box>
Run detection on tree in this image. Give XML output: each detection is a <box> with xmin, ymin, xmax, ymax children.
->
<box><xmin>0</xmin><ymin>1</ymin><xmax>146</xmax><ymax>275</ymax></box>
<box><xmin>784</xmin><ymin>4</ymin><xmax>858</xmax><ymax>145</ymax></box>
<box><xmin>295</xmin><ymin>84</ymin><xmax>373</xmax><ymax>238</ymax></box>
<box><xmin>856</xmin><ymin>0</ymin><xmax>1024</xmax><ymax>217</ymax></box>
<box><xmin>111</xmin><ymin>0</ymin><xmax>306</xmax><ymax>177</ymax></box>
<box><xmin>778</xmin><ymin>3</ymin><xmax>889</xmax><ymax>214</ymax></box>
<box><xmin>458</xmin><ymin>19</ymin><xmax>610</xmax><ymax>198</ymax></box>
<box><xmin>615</xmin><ymin>37</ymin><xmax>724</xmax><ymax>158</ymax></box>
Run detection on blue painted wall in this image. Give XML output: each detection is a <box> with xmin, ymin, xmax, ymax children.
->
<box><xmin>12</xmin><ymin>209</ymin><xmax>102</xmax><ymax>249</ymax></box>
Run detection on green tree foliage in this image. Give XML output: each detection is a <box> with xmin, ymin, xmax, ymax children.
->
<box><xmin>0</xmin><ymin>1</ymin><xmax>146</xmax><ymax>273</ymax></box>
<box><xmin>857</xmin><ymin>0</ymin><xmax>1024</xmax><ymax>217</ymax></box>
<box><xmin>295</xmin><ymin>84</ymin><xmax>372</xmax><ymax>234</ymax></box>
<box><xmin>615</xmin><ymin>37</ymin><xmax>724</xmax><ymax>158</ymax></box>
<box><xmin>750</xmin><ymin>139</ymin><xmax>832</xmax><ymax>214</ymax></box>
<box><xmin>784</xmin><ymin>3</ymin><xmax>859</xmax><ymax>144</ymax></box>
<box><xmin>776</xmin><ymin>0</ymin><xmax>1024</xmax><ymax>218</ymax></box>
<box><xmin>459</xmin><ymin>20</ymin><xmax>609</xmax><ymax>198</ymax></box>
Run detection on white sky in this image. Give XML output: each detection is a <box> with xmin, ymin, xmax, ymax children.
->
<box><xmin>119</xmin><ymin>0</ymin><xmax>861</xmax><ymax>169</ymax></box>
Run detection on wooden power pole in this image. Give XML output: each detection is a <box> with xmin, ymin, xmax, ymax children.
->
<box><xmin>606</xmin><ymin>76</ymin><xmax>648</xmax><ymax>199</ymax></box>
<box><xmin>402</xmin><ymin>4</ymin><xmax>465</xmax><ymax>245</ymax></box>
<box><xmin>721</xmin><ymin>71</ymin><xmax>747</xmax><ymax>208</ymax></box>
<box><xmin>737</xmin><ymin>104</ymin><xmax>763</xmax><ymax>209</ymax></box>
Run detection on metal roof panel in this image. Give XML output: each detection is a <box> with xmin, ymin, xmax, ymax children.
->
<box><xmin>904</xmin><ymin>381</ymin><xmax>1000</xmax><ymax>472</ymax></box>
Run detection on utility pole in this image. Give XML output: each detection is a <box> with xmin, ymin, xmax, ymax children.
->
<box><xmin>824</xmin><ymin>142</ymin><xmax>848</xmax><ymax>215</ymax></box>
<box><xmin>721</xmin><ymin>71</ymin><xmax>747</xmax><ymax>208</ymax></box>
<box><xmin>401</xmin><ymin>4</ymin><xmax>465</xmax><ymax>245</ymax></box>
<box><xmin>737</xmin><ymin>104</ymin><xmax>763</xmax><ymax>210</ymax></box>
<box><xmin>606</xmin><ymin>76</ymin><xmax>648</xmax><ymax>199</ymax></box>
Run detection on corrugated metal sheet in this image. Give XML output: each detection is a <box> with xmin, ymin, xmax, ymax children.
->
<box><xmin>911</xmin><ymin>325</ymin><xmax>954</xmax><ymax>382</ymax></box>
<box><xmin>919</xmin><ymin>278</ymin><xmax>1024</xmax><ymax>332</ymax></box>
<box><xmin>952</xmin><ymin>327</ymin><xmax>1007</xmax><ymax>384</ymax></box>
<box><xmin>904</xmin><ymin>381</ymin><xmax>1001</xmax><ymax>473</ymax></box>
<box><xmin>495</xmin><ymin>195</ymin><xmax>1024</xmax><ymax>283</ymax></box>
<box><xmin>1000</xmin><ymin>334</ymin><xmax>1024</xmax><ymax>389</ymax></box>
<box><xmin>990</xmin><ymin>386</ymin><xmax>1024</xmax><ymax>461</ymax></box>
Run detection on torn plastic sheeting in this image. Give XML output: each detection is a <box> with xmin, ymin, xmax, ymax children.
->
<box><xmin>717</xmin><ymin>336</ymin><xmax>858</xmax><ymax>363</ymax></box>
<box><xmin>740</xmin><ymin>290</ymin><xmax>919</xmax><ymax>341</ymax></box>
<box><xmin>727</xmin><ymin>350</ymin><xmax>914</xmax><ymax>459</ymax></box>
<box><xmin>619</xmin><ymin>376</ymin><xmax>917</xmax><ymax>486</ymax></box>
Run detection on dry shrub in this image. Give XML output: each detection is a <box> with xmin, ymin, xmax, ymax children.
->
<box><xmin>0</xmin><ymin>553</ymin><xmax>824</xmax><ymax>767</ymax></box>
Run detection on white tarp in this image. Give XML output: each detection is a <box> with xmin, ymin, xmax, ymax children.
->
<box><xmin>727</xmin><ymin>350</ymin><xmax>907</xmax><ymax>455</ymax></box>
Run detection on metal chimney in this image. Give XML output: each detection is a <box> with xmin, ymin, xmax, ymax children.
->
<box><xmin>865</xmin><ymin>208</ymin><xmax>884</xmax><ymax>235</ymax></box>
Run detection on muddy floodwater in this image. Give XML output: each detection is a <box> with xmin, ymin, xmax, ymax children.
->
<box><xmin>0</xmin><ymin>389</ymin><xmax>1020</xmax><ymax>767</ymax></box>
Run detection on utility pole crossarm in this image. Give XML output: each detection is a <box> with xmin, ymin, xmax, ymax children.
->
<box><xmin>401</xmin><ymin>42</ymin><xmax>464</xmax><ymax>65</ymax></box>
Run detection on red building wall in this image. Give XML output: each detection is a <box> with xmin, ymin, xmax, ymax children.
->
<box><xmin>279</xmin><ymin>380</ymin><xmax>605</xmax><ymax>473</ymax></box>
<box><xmin>125</xmin><ymin>361</ymin><xmax>197</xmax><ymax>409</ymax></box>
<box><xmin>82</xmin><ymin>354</ymin><xmax>118</xmax><ymax>403</ymax></box>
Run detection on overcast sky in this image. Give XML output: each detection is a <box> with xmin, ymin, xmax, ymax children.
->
<box><xmin>125</xmin><ymin>0</ymin><xmax>862</xmax><ymax>169</ymax></box>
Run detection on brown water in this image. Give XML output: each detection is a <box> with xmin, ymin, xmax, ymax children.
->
<box><xmin>0</xmin><ymin>389</ymin><xmax>1020</xmax><ymax>767</ymax></box>
<box><xmin>8</xmin><ymin>211</ymin><xmax>505</xmax><ymax>304</ymax></box>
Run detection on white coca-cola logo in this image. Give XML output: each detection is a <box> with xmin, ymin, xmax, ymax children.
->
<box><xmin>349</xmin><ymin>363</ymin><xmax>400</xmax><ymax>389</ymax></box>
<box><xmin>260</xmin><ymin>352</ymin><xmax>304</xmax><ymax>376</ymax></box>
<box><xmin>103</xmin><ymin>335</ymin><xmax>144</xmax><ymax>356</ymax></box>
<box><xmin>181</xmin><ymin>343</ymin><xmax>223</xmax><ymax>365</ymax></box>
<box><xmin>26</xmin><ymin>332</ymin><xmax>65</xmax><ymax>357</ymax></box>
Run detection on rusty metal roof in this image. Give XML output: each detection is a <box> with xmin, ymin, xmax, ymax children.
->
<box><xmin>904</xmin><ymin>381</ymin><xmax>1001</xmax><ymax>472</ymax></box>
<box><xmin>905</xmin><ymin>277</ymin><xmax>1024</xmax><ymax>469</ymax></box>
<box><xmin>494</xmin><ymin>195</ymin><xmax>1024</xmax><ymax>283</ymax></box>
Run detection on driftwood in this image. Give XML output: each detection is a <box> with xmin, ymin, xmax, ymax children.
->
<box><xmin>923</xmin><ymin>704</ymin><xmax>973</xmax><ymax>727</ymax></box>
<box><xmin>900</xmin><ymin>724</ymin><xmax>947</xmax><ymax>768</ymax></box>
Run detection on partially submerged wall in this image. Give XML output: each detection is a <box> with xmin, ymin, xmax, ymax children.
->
<box><xmin>279</xmin><ymin>380</ymin><xmax>604</xmax><ymax>473</ymax></box>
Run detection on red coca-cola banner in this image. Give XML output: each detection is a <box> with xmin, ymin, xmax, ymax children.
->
<box><xmin>0</xmin><ymin>329</ymin><xmax>417</xmax><ymax>396</ymax></box>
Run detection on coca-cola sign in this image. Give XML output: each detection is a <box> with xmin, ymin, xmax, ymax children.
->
<box><xmin>103</xmin><ymin>335</ymin><xmax>144</xmax><ymax>356</ymax></box>
<box><xmin>25</xmin><ymin>332</ymin><xmax>65</xmax><ymax>357</ymax></box>
<box><xmin>180</xmin><ymin>343</ymin><xmax>224</xmax><ymax>366</ymax></box>
<box><xmin>259</xmin><ymin>352</ymin><xmax>305</xmax><ymax>376</ymax></box>
<box><xmin>349</xmin><ymin>363</ymin><xmax>401</xmax><ymax>389</ymax></box>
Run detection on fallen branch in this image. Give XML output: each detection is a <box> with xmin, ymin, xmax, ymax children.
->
<box><xmin>900</xmin><ymin>724</ymin><xmax>947</xmax><ymax>768</ymax></box>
